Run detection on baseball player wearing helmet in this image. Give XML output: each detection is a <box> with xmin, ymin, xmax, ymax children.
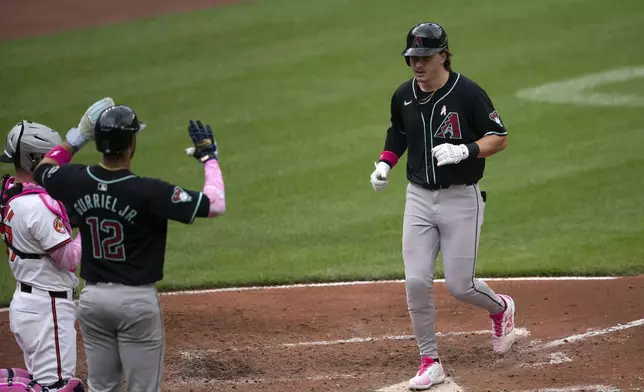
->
<box><xmin>0</xmin><ymin>121</ymin><xmax>84</xmax><ymax>391</ymax></box>
<box><xmin>369</xmin><ymin>22</ymin><xmax>516</xmax><ymax>390</ymax></box>
<box><xmin>32</xmin><ymin>99</ymin><xmax>226</xmax><ymax>392</ymax></box>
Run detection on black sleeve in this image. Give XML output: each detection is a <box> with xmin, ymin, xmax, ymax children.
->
<box><xmin>470</xmin><ymin>86</ymin><xmax>508</xmax><ymax>138</ymax></box>
<box><xmin>64</xmin><ymin>201</ymin><xmax>83</xmax><ymax>228</ymax></box>
<box><xmin>148</xmin><ymin>179</ymin><xmax>209</xmax><ymax>224</ymax></box>
<box><xmin>382</xmin><ymin>91</ymin><xmax>408</xmax><ymax>163</ymax></box>
<box><xmin>32</xmin><ymin>163</ymin><xmax>75</xmax><ymax>202</ymax></box>
<box><xmin>195</xmin><ymin>194</ymin><xmax>211</xmax><ymax>218</ymax></box>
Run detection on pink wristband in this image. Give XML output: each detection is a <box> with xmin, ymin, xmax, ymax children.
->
<box><xmin>44</xmin><ymin>145</ymin><xmax>73</xmax><ymax>166</ymax></box>
<box><xmin>379</xmin><ymin>151</ymin><xmax>399</xmax><ymax>167</ymax></box>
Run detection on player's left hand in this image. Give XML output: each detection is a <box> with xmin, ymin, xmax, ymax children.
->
<box><xmin>431</xmin><ymin>143</ymin><xmax>469</xmax><ymax>166</ymax></box>
<box><xmin>185</xmin><ymin>120</ymin><xmax>218</xmax><ymax>163</ymax></box>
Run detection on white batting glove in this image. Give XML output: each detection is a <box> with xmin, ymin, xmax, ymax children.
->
<box><xmin>431</xmin><ymin>143</ymin><xmax>469</xmax><ymax>167</ymax></box>
<box><xmin>67</xmin><ymin>97</ymin><xmax>115</xmax><ymax>150</ymax></box>
<box><xmin>370</xmin><ymin>161</ymin><xmax>391</xmax><ymax>192</ymax></box>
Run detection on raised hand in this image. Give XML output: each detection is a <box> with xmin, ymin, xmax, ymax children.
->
<box><xmin>185</xmin><ymin>120</ymin><xmax>218</xmax><ymax>163</ymax></box>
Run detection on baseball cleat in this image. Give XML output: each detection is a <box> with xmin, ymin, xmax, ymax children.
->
<box><xmin>490</xmin><ymin>294</ymin><xmax>516</xmax><ymax>355</ymax></box>
<box><xmin>408</xmin><ymin>357</ymin><xmax>445</xmax><ymax>390</ymax></box>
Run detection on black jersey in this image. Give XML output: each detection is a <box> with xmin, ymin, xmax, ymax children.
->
<box><xmin>34</xmin><ymin>163</ymin><xmax>209</xmax><ymax>286</ymax></box>
<box><xmin>382</xmin><ymin>72</ymin><xmax>507</xmax><ymax>186</ymax></box>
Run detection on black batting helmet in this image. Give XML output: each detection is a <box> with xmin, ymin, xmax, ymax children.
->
<box><xmin>94</xmin><ymin>105</ymin><xmax>145</xmax><ymax>155</ymax></box>
<box><xmin>402</xmin><ymin>22</ymin><xmax>449</xmax><ymax>66</ymax></box>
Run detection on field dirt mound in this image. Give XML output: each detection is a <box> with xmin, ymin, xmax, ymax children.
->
<box><xmin>1</xmin><ymin>276</ymin><xmax>643</xmax><ymax>391</ymax></box>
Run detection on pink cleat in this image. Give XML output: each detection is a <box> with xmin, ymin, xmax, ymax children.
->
<box><xmin>489</xmin><ymin>294</ymin><xmax>516</xmax><ymax>355</ymax></box>
<box><xmin>408</xmin><ymin>357</ymin><xmax>445</xmax><ymax>390</ymax></box>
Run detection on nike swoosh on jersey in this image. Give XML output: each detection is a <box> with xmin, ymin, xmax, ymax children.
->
<box><xmin>404</xmin><ymin>100</ymin><xmax>413</xmax><ymax>106</ymax></box>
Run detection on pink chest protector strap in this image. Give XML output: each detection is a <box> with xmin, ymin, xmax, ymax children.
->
<box><xmin>1</xmin><ymin>179</ymin><xmax>77</xmax><ymax>269</ymax></box>
<box><xmin>3</xmin><ymin>181</ymin><xmax>72</xmax><ymax>233</ymax></box>
<box><xmin>0</xmin><ymin>368</ymin><xmax>43</xmax><ymax>392</ymax></box>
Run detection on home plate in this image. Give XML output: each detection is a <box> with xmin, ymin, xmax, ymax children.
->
<box><xmin>376</xmin><ymin>378</ymin><xmax>464</xmax><ymax>392</ymax></box>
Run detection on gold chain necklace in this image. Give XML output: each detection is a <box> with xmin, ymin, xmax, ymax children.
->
<box><xmin>418</xmin><ymin>90</ymin><xmax>436</xmax><ymax>105</ymax></box>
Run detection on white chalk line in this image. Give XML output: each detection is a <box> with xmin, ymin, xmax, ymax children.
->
<box><xmin>177</xmin><ymin>327</ymin><xmax>531</xmax><ymax>355</ymax></box>
<box><xmin>519</xmin><ymin>351</ymin><xmax>572</xmax><ymax>368</ymax></box>
<box><xmin>515</xmin><ymin>65</ymin><xmax>644</xmax><ymax>107</ymax></box>
<box><xmin>529</xmin><ymin>317</ymin><xmax>644</xmax><ymax>351</ymax></box>
<box><xmin>282</xmin><ymin>327</ymin><xmax>531</xmax><ymax>348</ymax></box>
<box><xmin>172</xmin><ymin>373</ymin><xmax>362</xmax><ymax>386</ymax></box>
<box><xmin>0</xmin><ymin>276</ymin><xmax>619</xmax><ymax>313</ymax></box>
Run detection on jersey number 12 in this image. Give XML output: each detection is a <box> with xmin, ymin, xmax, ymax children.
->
<box><xmin>86</xmin><ymin>217</ymin><xmax>126</xmax><ymax>262</ymax></box>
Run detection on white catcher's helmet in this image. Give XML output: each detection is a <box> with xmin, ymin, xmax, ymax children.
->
<box><xmin>0</xmin><ymin>121</ymin><xmax>62</xmax><ymax>173</ymax></box>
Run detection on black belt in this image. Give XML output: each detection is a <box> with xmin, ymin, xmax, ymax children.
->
<box><xmin>43</xmin><ymin>379</ymin><xmax>67</xmax><ymax>390</ymax></box>
<box><xmin>20</xmin><ymin>283</ymin><xmax>70</xmax><ymax>299</ymax></box>
<box><xmin>85</xmin><ymin>281</ymin><xmax>110</xmax><ymax>285</ymax></box>
<box><xmin>419</xmin><ymin>182</ymin><xmax>474</xmax><ymax>190</ymax></box>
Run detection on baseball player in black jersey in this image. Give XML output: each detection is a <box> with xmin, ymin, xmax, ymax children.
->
<box><xmin>32</xmin><ymin>98</ymin><xmax>226</xmax><ymax>392</ymax></box>
<box><xmin>369</xmin><ymin>22</ymin><xmax>516</xmax><ymax>390</ymax></box>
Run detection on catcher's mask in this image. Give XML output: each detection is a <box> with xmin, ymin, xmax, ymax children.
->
<box><xmin>0</xmin><ymin>121</ymin><xmax>62</xmax><ymax>173</ymax></box>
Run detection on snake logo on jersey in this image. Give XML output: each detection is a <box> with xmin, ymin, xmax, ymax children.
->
<box><xmin>434</xmin><ymin>112</ymin><xmax>462</xmax><ymax>139</ymax></box>
<box><xmin>489</xmin><ymin>110</ymin><xmax>504</xmax><ymax>127</ymax></box>
<box><xmin>171</xmin><ymin>187</ymin><xmax>192</xmax><ymax>203</ymax></box>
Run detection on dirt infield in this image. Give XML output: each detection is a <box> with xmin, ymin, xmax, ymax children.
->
<box><xmin>1</xmin><ymin>276</ymin><xmax>644</xmax><ymax>391</ymax></box>
<box><xmin>0</xmin><ymin>0</ymin><xmax>243</xmax><ymax>41</ymax></box>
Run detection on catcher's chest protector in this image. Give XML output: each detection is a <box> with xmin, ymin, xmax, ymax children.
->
<box><xmin>0</xmin><ymin>368</ymin><xmax>43</xmax><ymax>392</ymax></box>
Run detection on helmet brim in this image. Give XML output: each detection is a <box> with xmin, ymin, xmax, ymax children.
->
<box><xmin>0</xmin><ymin>151</ymin><xmax>13</xmax><ymax>163</ymax></box>
<box><xmin>402</xmin><ymin>47</ymin><xmax>445</xmax><ymax>57</ymax></box>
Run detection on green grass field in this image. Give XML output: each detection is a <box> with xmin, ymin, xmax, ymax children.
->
<box><xmin>1</xmin><ymin>0</ymin><xmax>643</xmax><ymax>306</ymax></box>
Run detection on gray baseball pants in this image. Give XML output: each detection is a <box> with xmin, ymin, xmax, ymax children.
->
<box><xmin>77</xmin><ymin>283</ymin><xmax>164</xmax><ymax>392</ymax></box>
<box><xmin>403</xmin><ymin>182</ymin><xmax>505</xmax><ymax>358</ymax></box>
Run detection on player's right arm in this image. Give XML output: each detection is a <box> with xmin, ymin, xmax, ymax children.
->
<box><xmin>34</xmin><ymin>97</ymin><xmax>115</xmax><ymax>179</ymax></box>
<box><xmin>381</xmin><ymin>90</ymin><xmax>408</xmax><ymax>166</ymax></box>
<box><xmin>32</xmin><ymin>163</ymin><xmax>75</xmax><ymax>202</ymax></box>
<box><xmin>370</xmin><ymin>90</ymin><xmax>407</xmax><ymax>191</ymax></box>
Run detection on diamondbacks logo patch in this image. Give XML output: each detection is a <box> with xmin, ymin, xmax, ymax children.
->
<box><xmin>53</xmin><ymin>217</ymin><xmax>66</xmax><ymax>234</ymax></box>
<box><xmin>172</xmin><ymin>187</ymin><xmax>192</xmax><ymax>203</ymax></box>
<box><xmin>412</xmin><ymin>35</ymin><xmax>423</xmax><ymax>48</ymax></box>
<box><xmin>434</xmin><ymin>112</ymin><xmax>462</xmax><ymax>139</ymax></box>
<box><xmin>489</xmin><ymin>111</ymin><xmax>504</xmax><ymax>127</ymax></box>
